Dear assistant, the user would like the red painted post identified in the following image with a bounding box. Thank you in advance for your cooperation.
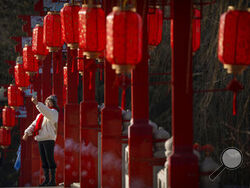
[64,48,80,187]
[80,58,99,188]
[19,96,34,187]
[31,71,42,186]
[39,54,52,183]
[52,50,65,184]
[41,54,52,101]
[101,1,123,188]
[128,0,153,187]
[168,1,199,188]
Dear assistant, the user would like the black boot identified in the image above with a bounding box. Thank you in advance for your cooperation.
[39,168,49,186]
[47,168,56,186]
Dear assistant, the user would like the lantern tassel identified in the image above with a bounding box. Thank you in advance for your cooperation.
[71,57,74,73]
[226,78,243,116]
[121,88,126,110]
[89,71,93,90]
[233,92,237,116]
[56,60,59,74]
[30,84,33,94]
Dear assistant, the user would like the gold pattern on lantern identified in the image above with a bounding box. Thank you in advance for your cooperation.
[68,43,79,50]
[223,64,247,75]
[35,55,46,61]
[83,52,101,59]
[112,64,135,74]
[47,46,60,52]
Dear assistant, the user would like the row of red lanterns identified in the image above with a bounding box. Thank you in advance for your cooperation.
[14,4,249,95]
[0,82,24,148]
[23,3,164,75]
[25,3,249,77]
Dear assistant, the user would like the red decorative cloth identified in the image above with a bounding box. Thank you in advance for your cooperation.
[33,113,44,136]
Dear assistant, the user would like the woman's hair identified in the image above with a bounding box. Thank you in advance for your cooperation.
[46,95,60,112]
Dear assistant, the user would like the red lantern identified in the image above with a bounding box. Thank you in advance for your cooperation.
[106,7,142,74]
[147,7,163,49]
[77,48,84,74]
[43,11,63,52]
[218,6,250,74]
[63,66,68,86]
[2,106,15,128]
[170,8,201,53]
[23,44,39,76]
[192,8,201,52]
[32,24,49,60]
[14,58,30,88]
[8,85,24,107]
[0,127,11,148]
[61,2,81,49]
[78,4,105,59]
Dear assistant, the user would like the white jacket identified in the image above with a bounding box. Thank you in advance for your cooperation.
[25,102,59,141]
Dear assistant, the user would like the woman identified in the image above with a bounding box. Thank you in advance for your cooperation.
[22,95,59,186]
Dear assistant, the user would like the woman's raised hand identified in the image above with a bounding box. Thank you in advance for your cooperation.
[31,96,38,105]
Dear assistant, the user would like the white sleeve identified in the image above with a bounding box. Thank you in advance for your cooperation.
[24,115,39,136]
[36,102,58,124]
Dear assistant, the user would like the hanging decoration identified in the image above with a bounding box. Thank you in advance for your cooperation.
[7,84,24,107]
[78,4,105,59]
[43,11,63,52]
[77,48,84,75]
[218,6,250,74]
[106,6,142,74]
[2,106,16,129]
[61,2,81,49]
[32,24,49,60]
[63,66,68,86]
[147,6,163,50]
[0,127,11,148]
[14,57,30,89]
[23,44,39,76]
[171,8,201,53]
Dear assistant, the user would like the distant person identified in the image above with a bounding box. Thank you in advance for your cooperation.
[22,95,59,186]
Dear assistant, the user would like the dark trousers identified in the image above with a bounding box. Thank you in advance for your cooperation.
[38,140,57,169]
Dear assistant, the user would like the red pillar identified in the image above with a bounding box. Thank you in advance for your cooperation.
[128,0,153,187]
[19,97,34,187]
[80,58,99,188]
[41,54,52,101]
[31,71,42,186]
[40,54,52,184]
[64,48,80,187]
[52,50,65,184]
[168,1,199,188]
[101,1,123,188]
